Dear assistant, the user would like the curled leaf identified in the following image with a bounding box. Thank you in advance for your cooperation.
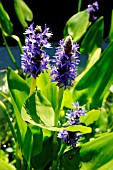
[14,0,33,28]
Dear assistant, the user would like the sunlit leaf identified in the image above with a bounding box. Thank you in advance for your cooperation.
[21,111,91,134]
[73,41,113,108]
[80,132,113,170]
[25,91,55,126]
[80,109,101,126]
[14,0,33,28]
[63,9,90,42]
[7,67,29,142]
[0,159,16,170]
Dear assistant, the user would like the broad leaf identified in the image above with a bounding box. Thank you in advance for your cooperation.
[80,132,113,170]
[7,67,30,112]
[73,41,113,108]
[21,111,92,134]
[80,109,101,126]
[80,16,104,55]
[0,159,16,170]
[0,2,13,34]
[7,67,29,143]
[61,147,80,170]
[63,9,89,42]
[31,137,53,170]
[14,0,33,28]
[29,124,43,156]
[25,91,55,126]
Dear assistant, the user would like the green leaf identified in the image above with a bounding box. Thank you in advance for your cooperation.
[0,159,16,170]
[21,111,92,134]
[95,108,108,132]
[7,67,29,143]
[80,109,101,126]
[25,91,55,126]
[0,149,9,163]
[62,89,74,109]
[63,9,90,42]
[61,147,80,170]
[31,137,53,170]
[80,132,113,170]
[80,16,104,55]
[97,159,113,170]
[22,126,33,170]
[73,41,113,109]
[29,124,43,156]
[14,0,33,28]
[108,10,113,41]
[36,71,50,90]
[7,67,30,112]
[0,1,13,34]
[43,82,58,111]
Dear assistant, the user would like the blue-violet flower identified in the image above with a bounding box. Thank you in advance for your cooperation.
[50,35,80,89]
[21,23,52,78]
[57,102,86,147]
[87,1,99,21]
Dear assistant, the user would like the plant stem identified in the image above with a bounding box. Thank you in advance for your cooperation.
[54,87,64,126]
[52,87,64,170]
[78,0,82,12]
[11,34,24,54]
[2,30,19,70]
[57,143,66,160]
[29,77,36,96]
[0,100,17,141]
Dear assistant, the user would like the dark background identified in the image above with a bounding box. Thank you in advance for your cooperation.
[0,0,113,45]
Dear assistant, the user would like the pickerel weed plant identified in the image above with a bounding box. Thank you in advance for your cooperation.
[1,1,113,170]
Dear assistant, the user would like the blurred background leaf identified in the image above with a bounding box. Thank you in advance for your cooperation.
[14,0,33,28]
[0,1,13,35]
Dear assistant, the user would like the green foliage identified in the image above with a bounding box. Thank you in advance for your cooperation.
[63,9,90,42]
[73,41,113,109]
[14,0,33,28]
[80,16,104,55]
[1,2,113,170]
[0,1,13,34]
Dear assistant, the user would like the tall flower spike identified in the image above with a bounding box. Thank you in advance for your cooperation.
[87,1,99,21]
[21,23,52,78]
[50,35,80,89]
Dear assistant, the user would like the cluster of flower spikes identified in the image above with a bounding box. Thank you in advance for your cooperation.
[57,101,87,147]
[50,35,80,89]
[21,23,52,78]
[87,1,99,22]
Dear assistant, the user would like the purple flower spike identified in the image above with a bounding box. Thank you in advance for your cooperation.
[57,102,87,147]
[66,101,87,126]
[50,35,80,89]
[87,1,99,21]
[21,23,52,78]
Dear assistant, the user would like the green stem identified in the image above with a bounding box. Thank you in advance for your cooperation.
[0,91,12,104]
[57,143,66,160]
[2,30,19,70]
[54,87,64,126]
[29,77,36,96]
[78,0,82,12]
[11,35,24,54]
[52,87,64,170]
[0,100,17,141]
